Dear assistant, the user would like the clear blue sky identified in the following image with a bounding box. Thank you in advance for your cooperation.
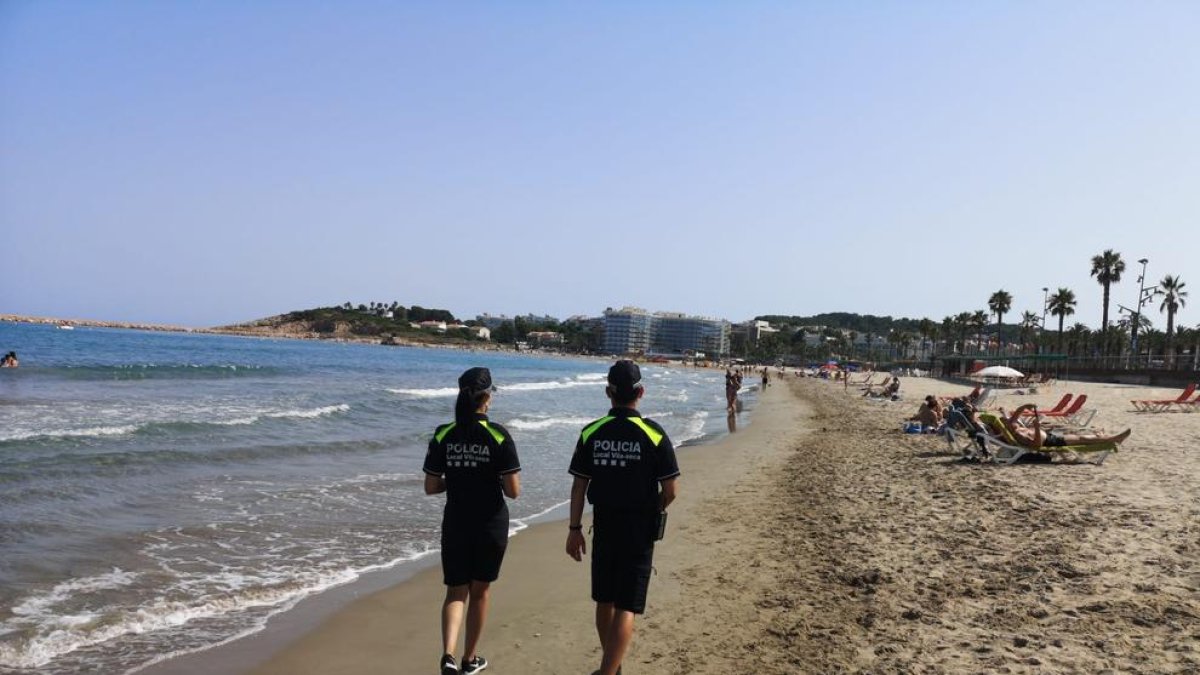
[3,1,1197,329]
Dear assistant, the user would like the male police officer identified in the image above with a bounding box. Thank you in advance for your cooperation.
[566,360,679,675]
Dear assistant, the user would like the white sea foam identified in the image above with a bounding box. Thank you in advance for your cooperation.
[9,569,140,620]
[509,499,571,534]
[214,404,350,426]
[386,387,459,398]
[1,405,349,441]
[0,425,140,442]
[0,548,439,671]
[388,376,605,398]
[675,410,710,445]
[501,379,605,392]
[506,416,593,431]
[265,404,350,420]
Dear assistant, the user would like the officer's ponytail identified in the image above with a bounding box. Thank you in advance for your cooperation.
[455,389,491,423]
[454,366,494,423]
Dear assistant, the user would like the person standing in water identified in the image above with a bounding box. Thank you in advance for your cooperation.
[424,367,521,675]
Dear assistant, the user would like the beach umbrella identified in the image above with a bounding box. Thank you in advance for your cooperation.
[975,365,1024,378]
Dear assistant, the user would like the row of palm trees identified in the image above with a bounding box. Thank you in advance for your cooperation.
[946,249,1189,364]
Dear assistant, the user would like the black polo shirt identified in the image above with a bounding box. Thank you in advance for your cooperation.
[568,408,680,512]
[424,413,520,521]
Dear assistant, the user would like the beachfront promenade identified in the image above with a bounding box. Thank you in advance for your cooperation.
[155,376,1198,674]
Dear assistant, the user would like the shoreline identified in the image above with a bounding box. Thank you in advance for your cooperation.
[142,381,793,675]
[154,375,1200,674]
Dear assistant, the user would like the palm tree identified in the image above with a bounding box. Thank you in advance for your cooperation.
[1090,250,1125,354]
[1047,288,1077,353]
[897,331,914,359]
[1192,323,1200,370]
[940,316,955,354]
[1019,311,1040,354]
[1140,328,1165,359]
[1157,275,1188,365]
[955,312,972,354]
[918,318,936,359]
[1067,323,1091,357]
[971,310,989,353]
[888,330,913,359]
[988,290,1013,355]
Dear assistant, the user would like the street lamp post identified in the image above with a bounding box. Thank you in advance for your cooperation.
[1040,287,1049,355]
[1131,258,1149,361]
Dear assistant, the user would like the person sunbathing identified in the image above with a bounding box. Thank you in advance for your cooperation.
[939,385,983,406]
[909,395,943,428]
[864,377,900,399]
[991,404,1130,449]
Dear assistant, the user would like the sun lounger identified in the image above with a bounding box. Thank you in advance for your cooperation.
[1019,393,1094,426]
[973,412,1118,465]
[1131,383,1197,413]
[855,372,875,385]
[1173,390,1200,413]
[942,409,989,458]
[1040,393,1073,415]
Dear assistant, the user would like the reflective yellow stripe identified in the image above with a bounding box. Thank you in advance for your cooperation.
[580,416,614,444]
[628,417,664,447]
[479,420,506,444]
[434,422,457,443]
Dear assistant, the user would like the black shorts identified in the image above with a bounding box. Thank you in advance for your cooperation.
[441,511,509,587]
[1043,432,1067,447]
[591,508,656,614]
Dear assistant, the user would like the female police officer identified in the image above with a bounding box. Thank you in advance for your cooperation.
[424,367,521,675]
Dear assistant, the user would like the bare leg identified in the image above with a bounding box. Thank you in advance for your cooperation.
[599,608,635,675]
[595,602,615,652]
[442,585,469,658]
[1063,428,1132,445]
[462,581,490,662]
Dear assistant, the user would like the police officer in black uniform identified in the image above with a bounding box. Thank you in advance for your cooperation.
[566,360,680,675]
[424,367,521,675]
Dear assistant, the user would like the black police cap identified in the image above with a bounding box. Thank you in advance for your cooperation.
[458,367,496,394]
[607,360,642,392]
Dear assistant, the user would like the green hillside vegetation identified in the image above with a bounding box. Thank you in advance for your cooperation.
[219,304,481,344]
[756,312,924,335]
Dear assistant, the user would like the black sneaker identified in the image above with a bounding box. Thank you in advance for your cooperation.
[440,654,458,675]
[461,655,487,674]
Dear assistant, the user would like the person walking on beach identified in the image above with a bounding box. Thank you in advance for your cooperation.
[566,360,680,675]
[424,367,521,675]
[761,367,769,390]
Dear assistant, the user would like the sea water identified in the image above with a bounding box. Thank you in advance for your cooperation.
[0,322,754,674]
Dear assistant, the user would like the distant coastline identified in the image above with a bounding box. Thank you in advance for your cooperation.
[1,314,207,334]
[0,314,507,352]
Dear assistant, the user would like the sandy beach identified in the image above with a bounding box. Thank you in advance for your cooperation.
[172,374,1197,674]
